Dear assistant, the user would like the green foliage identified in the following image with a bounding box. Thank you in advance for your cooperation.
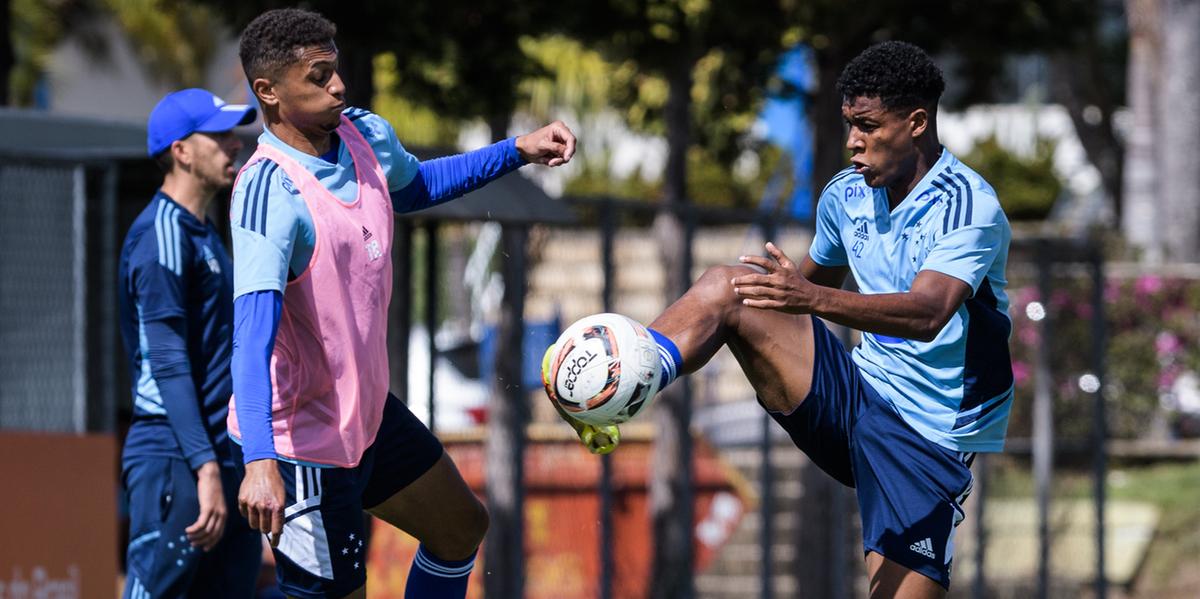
[371,53,460,149]
[9,0,225,105]
[10,0,92,105]
[964,136,1062,221]
[563,144,789,209]
[104,0,221,87]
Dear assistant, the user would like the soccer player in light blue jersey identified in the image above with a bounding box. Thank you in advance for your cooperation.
[548,41,1012,597]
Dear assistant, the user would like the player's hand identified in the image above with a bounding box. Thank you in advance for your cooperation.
[733,242,820,314]
[515,121,576,167]
[186,461,227,551]
[239,459,286,547]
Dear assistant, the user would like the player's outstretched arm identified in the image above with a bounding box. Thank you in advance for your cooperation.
[390,120,577,213]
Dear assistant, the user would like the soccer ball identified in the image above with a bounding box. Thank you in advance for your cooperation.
[545,313,661,426]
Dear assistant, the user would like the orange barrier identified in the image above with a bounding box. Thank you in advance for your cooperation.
[368,429,751,599]
[0,432,118,599]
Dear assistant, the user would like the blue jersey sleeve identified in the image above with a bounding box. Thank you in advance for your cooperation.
[809,178,849,267]
[920,195,1008,293]
[346,108,420,192]
[129,233,216,469]
[391,138,525,213]
[231,289,282,463]
[230,161,303,298]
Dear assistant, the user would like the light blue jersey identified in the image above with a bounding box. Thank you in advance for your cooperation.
[230,107,419,298]
[809,149,1014,452]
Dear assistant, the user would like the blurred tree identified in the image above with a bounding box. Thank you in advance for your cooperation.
[1,0,11,104]
[1046,0,1126,223]
[1122,0,1200,263]
[964,136,1062,221]
[789,1,1103,209]
[6,0,222,106]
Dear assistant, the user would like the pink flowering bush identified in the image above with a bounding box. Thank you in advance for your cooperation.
[1006,274,1200,440]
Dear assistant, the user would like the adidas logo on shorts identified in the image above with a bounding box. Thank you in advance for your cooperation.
[909,538,936,559]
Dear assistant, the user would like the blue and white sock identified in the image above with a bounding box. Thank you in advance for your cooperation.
[405,544,476,599]
[648,328,683,392]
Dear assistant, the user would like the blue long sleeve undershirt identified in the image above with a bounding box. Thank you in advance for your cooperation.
[143,316,217,470]
[232,141,525,464]
[231,290,282,463]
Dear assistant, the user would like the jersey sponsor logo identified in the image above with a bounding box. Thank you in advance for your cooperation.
[910,537,936,559]
[844,184,867,200]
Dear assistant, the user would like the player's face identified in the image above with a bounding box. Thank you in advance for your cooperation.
[272,42,347,134]
[842,96,923,189]
[182,130,243,189]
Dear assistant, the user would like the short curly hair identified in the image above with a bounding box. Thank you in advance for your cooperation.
[837,41,944,113]
[239,8,337,83]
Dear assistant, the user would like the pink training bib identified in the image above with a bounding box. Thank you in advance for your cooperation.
[229,115,394,467]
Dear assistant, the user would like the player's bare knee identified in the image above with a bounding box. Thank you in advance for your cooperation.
[692,265,755,311]
[432,496,488,559]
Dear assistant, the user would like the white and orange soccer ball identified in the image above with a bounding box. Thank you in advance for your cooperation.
[542,313,661,426]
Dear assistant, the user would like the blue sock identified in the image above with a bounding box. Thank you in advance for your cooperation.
[648,328,683,391]
[405,544,476,599]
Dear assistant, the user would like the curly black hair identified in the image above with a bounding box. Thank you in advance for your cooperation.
[239,8,337,83]
[836,41,944,113]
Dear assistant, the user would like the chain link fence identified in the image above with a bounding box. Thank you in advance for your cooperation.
[0,153,119,434]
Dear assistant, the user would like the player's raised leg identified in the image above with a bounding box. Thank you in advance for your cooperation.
[647,263,821,414]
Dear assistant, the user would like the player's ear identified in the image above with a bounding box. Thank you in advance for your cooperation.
[909,107,929,138]
[169,139,191,171]
[252,77,279,108]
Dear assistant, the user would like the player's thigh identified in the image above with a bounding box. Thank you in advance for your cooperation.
[121,457,204,598]
[866,552,946,599]
[723,302,818,414]
[360,394,484,560]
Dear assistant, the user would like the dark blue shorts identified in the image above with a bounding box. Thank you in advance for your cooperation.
[764,317,975,589]
[232,393,444,599]
[122,457,261,599]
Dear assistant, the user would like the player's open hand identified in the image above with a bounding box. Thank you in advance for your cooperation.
[732,242,819,314]
[515,121,576,167]
[186,461,227,551]
[239,459,286,547]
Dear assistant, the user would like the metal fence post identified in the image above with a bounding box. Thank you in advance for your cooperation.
[1090,244,1108,599]
[425,221,438,433]
[600,200,616,599]
[1033,240,1054,599]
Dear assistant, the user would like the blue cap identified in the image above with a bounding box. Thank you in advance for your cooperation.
[147,88,257,157]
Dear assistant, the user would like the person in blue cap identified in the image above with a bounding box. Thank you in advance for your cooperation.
[117,88,262,598]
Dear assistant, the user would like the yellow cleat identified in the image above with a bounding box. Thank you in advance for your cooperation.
[579,423,620,455]
[542,343,621,455]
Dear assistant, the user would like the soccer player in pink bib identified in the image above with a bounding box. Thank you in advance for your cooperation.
[227,9,575,598]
